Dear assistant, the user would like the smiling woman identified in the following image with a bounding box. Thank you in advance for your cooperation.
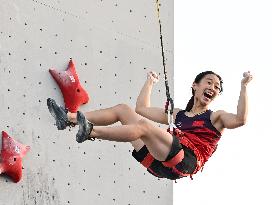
[185,71,223,114]
[47,69,253,180]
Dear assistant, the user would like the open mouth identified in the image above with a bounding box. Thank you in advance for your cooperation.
[203,90,214,100]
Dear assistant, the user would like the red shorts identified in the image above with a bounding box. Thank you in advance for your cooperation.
[132,135,197,180]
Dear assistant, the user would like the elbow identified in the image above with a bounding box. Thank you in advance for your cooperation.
[135,105,149,117]
[135,106,143,115]
[239,121,246,127]
[135,101,142,113]
[237,118,247,127]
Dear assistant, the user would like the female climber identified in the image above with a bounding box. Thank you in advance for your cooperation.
[47,70,253,180]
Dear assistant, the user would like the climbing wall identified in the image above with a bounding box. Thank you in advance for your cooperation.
[0,0,174,204]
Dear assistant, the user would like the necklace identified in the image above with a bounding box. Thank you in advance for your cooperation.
[190,109,207,116]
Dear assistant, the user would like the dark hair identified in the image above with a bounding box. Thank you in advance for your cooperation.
[185,71,223,111]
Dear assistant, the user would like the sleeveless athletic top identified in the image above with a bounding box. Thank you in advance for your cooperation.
[175,110,222,163]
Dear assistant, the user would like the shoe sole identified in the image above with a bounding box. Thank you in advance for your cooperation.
[76,111,92,143]
[47,98,68,130]
[47,98,57,119]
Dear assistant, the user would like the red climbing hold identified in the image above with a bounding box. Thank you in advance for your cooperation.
[49,59,89,113]
[0,131,30,183]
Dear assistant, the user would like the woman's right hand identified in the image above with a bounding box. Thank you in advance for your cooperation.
[147,71,159,83]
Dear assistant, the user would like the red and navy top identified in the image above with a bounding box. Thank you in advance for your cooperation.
[174,110,222,171]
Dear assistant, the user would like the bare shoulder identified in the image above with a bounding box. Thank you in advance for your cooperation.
[211,110,226,119]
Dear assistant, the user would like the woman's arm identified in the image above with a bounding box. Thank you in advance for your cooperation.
[135,71,169,124]
[217,71,253,129]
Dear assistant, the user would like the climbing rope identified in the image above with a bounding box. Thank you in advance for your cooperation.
[155,0,176,132]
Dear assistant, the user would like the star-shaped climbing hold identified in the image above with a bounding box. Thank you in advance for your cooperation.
[0,131,30,183]
[49,59,89,113]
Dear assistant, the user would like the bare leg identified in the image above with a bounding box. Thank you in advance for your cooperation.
[68,104,140,126]
[90,119,173,161]
[69,104,173,161]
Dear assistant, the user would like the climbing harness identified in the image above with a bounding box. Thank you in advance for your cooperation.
[155,0,176,133]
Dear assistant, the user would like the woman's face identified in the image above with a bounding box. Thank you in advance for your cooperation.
[192,74,221,106]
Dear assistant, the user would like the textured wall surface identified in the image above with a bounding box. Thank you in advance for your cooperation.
[0,0,174,204]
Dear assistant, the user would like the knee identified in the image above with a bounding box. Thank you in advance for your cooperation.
[116,103,132,112]
[136,119,150,132]
[114,104,134,121]
[136,119,155,140]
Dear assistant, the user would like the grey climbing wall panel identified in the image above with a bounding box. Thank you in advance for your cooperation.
[0,0,174,204]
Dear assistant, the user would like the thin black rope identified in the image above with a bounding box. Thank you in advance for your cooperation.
[155,0,174,115]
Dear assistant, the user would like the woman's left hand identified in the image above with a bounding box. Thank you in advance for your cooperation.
[241,71,253,86]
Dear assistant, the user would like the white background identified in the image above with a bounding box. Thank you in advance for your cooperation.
[174,0,272,204]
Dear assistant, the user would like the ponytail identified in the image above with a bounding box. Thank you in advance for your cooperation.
[185,95,194,111]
